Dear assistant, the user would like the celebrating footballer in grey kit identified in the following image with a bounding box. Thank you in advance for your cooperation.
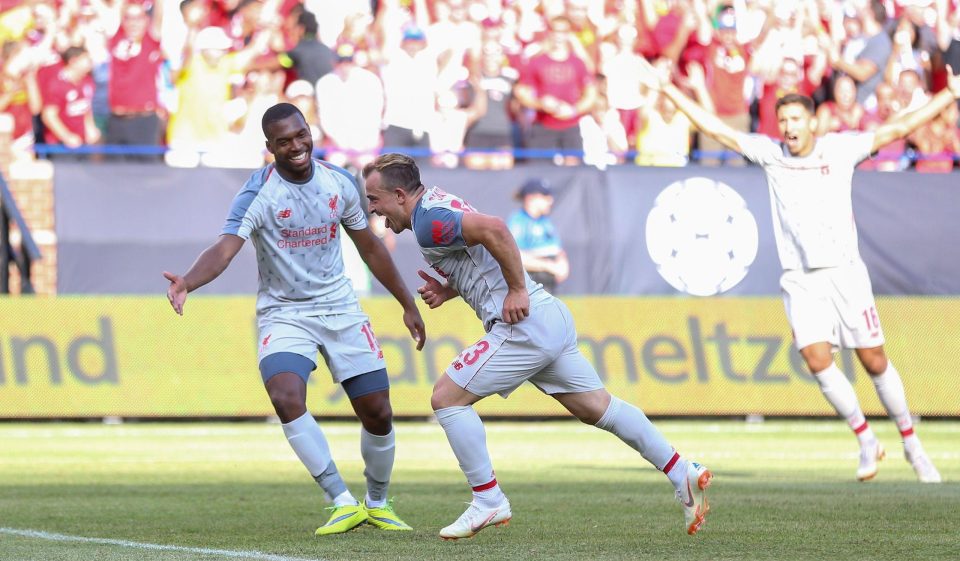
[164,103,426,536]
[363,153,714,539]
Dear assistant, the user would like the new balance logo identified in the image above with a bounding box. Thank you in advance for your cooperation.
[432,220,455,245]
[277,209,292,219]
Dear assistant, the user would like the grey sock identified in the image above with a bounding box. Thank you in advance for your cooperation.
[313,459,348,501]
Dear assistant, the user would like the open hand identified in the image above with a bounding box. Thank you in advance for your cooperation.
[163,271,187,315]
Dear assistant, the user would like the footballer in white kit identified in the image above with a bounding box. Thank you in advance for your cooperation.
[641,55,960,483]
[165,103,425,536]
[363,153,714,539]
[736,131,884,352]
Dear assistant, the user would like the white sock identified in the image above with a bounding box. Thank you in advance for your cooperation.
[434,405,506,508]
[814,364,875,446]
[361,427,395,508]
[594,396,676,472]
[282,412,354,504]
[871,362,919,449]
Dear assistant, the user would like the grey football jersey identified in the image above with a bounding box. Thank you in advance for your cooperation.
[222,160,367,315]
[412,187,551,331]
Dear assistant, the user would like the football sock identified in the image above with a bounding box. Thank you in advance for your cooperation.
[282,412,353,504]
[435,405,506,508]
[813,364,875,446]
[870,362,919,449]
[595,396,677,473]
[361,427,395,508]
[661,452,690,490]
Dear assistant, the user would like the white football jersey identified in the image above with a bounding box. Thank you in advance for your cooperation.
[412,187,552,331]
[737,132,875,271]
[222,160,367,316]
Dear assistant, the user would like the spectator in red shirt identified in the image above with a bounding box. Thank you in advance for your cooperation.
[105,1,165,155]
[756,56,816,139]
[859,80,909,171]
[514,15,597,165]
[816,75,867,135]
[699,4,750,166]
[41,46,99,153]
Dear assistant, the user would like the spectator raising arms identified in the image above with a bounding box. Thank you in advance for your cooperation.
[514,15,597,165]
[104,1,165,156]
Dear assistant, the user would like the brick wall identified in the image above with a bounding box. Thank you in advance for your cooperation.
[0,114,58,295]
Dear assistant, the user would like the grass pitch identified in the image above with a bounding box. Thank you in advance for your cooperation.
[0,420,956,561]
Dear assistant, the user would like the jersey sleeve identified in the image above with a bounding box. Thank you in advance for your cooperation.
[339,173,368,230]
[318,161,368,230]
[414,206,467,248]
[735,133,780,165]
[222,169,267,239]
[834,131,876,164]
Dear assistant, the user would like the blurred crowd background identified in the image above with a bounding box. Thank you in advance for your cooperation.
[1,0,958,172]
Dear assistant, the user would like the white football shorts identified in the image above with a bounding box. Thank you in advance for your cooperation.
[257,307,386,383]
[444,298,604,398]
[780,259,885,352]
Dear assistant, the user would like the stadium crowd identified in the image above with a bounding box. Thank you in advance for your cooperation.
[1,0,959,171]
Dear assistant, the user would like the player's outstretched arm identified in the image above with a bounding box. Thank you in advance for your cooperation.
[163,234,245,316]
[348,226,426,350]
[873,65,960,152]
[461,212,529,324]
[637,57,744,154]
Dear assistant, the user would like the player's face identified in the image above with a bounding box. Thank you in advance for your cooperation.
[265,113,313,179]
[777,103,816,156]
[365,171,409,233]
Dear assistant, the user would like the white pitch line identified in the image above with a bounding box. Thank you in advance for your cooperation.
[0,527,328,561]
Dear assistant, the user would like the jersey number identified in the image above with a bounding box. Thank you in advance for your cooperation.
[361,322,383,359]
[862,306,880,331]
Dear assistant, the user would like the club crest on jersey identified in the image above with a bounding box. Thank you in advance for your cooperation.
[432,220,456,245]
[820,165,830,175]
[328,194,339,219]
[276,208,292,220]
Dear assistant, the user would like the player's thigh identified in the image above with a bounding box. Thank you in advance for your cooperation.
[531,300,604,395]
[317,311,387,384]
[445,322,551,398]
[781,270,838,351]
[829,263,885,349]
[257,315,320,384]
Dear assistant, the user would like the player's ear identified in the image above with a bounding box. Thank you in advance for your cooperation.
[264,139,275,156]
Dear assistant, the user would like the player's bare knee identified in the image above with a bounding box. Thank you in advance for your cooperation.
[268,388,306,422]
[858,351,888,376]
[359,404,393,434]
[430,386,450,411]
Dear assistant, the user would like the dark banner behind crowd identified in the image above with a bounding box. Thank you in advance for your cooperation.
[53,162,960,296]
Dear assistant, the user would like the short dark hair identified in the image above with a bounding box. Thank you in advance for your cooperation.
[261,102,304,137]
[62,46,87,64]
[299,10,318,35]
[775,93,815,116]
[362,153,422,193]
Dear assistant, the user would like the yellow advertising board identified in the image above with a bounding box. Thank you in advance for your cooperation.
[0,296,957,417]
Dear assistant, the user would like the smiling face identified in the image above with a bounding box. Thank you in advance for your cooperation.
[833,75,857,109]
[364,171,411,233]
[777,102,817,156]
[264,113,313,181]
